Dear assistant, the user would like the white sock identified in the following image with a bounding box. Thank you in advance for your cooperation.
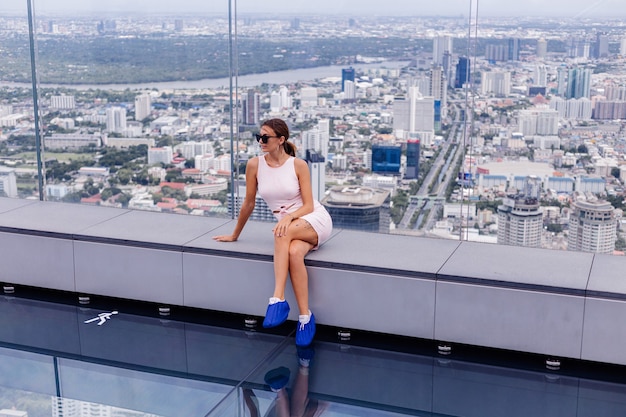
[269,297,285,305]
[298,310,312,324]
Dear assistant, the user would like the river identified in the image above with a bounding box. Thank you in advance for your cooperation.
[1,61,410,91]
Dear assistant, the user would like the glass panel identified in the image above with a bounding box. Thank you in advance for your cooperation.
[0,1,37,199]
[3,0,623,253]
[22,0,233,216]
[2,292,626,416]
[57,357,233,417]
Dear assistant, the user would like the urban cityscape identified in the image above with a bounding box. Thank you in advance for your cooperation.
[1,9,626,255]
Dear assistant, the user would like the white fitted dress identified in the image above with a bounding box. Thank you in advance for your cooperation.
[257,155,332,248]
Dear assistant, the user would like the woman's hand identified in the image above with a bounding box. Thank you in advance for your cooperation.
[273,215,294,237]
[213,234,238,242]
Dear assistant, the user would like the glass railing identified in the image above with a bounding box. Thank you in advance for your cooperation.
[1,0,625,254]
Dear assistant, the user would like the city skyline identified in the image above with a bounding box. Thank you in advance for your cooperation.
[1,0,626,18]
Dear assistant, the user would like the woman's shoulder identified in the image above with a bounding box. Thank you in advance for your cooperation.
[292,156,307,168]
[246,155,261,172]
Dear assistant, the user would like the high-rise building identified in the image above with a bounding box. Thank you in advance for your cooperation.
[429,65,446,103]
[271,87,292,112]
[306,150,326,202]
[106,106,127,133]
[518,108,559,136]
[404,139,420,180]
[343,80,356,100]
[534,65,548,87]
[454,57,470,89]
[497,177,543,248]
[621,37,626,56]
[0,167,18,198]
[301,119,330,159]
[566,67,592,99]
[433,35,453,65]
[550,97,593,120]
[485,44,508,63]
[536,38,548,59]
[480,71,511,96]
[508,38,520,61]
[371,144,401,174]
[556,66,568,96]
[147,146,173,165]
[321,186,391,233]
[341,67,355,92]
[134,94,151,121]
[300,87,318,108]
[393,87,435,146]
[242,89,260,125]
[568,199,617,254]
[593,101,626,120]
[567,37,589,58]
[595,32,609,59]
[50,95,75,110]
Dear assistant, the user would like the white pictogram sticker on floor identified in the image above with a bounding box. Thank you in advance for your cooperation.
[84,311,119,326]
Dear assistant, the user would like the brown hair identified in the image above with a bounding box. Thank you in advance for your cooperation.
[262,118,296,157]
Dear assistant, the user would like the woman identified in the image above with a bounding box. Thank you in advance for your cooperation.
[213,118,333,347]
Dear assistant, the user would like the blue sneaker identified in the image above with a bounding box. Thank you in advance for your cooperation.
[264,366,290,392]
[295,312,316,347]
[263,298,290,328]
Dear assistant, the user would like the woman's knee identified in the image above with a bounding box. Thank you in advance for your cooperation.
[288,241,309,260]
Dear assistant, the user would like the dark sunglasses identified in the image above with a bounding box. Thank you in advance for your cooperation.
[255,134,279,144]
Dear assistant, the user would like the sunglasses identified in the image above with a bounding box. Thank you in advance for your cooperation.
[255,134,279,144]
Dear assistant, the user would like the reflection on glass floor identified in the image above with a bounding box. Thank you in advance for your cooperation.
[1,293,626,417]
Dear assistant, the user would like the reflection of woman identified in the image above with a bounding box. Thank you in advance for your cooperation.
[213,118,332,347]
[243,347,322,417]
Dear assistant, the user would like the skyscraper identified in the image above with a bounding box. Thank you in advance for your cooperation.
[393,87,435,146]
[371,144,401,174]
[106,106,127,133]
[341,67,355,92]
[497,177,543,248]
[433,35,453,65]
[242,89,260,125]
[508,38,520,61]
[536,38,548,59]
[301,119,330,159]
[404,139,420,180]
[306,150,326,202]
[429,65,446,102]
[134,94,151,121]
[300,87,318,107]
[454,57,470,89]
[343,80,356,100]
[595,32,609,59]
[534,65,548,87]
[568,199,617,253]
[566,67,592,99]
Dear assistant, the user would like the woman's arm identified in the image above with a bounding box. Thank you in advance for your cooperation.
[213,157,258,242]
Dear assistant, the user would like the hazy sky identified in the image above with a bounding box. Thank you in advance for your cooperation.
[2,0,626,18]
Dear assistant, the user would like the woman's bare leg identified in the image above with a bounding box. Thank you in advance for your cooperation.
[272,219,317,305]
[289,239,314,315]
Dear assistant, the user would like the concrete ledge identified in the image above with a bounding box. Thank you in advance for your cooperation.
[0,198,625,365]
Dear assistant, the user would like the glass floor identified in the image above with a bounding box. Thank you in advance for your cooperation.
[1,289,626,417]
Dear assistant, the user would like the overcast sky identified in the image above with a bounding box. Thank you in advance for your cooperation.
[1,0,625,18]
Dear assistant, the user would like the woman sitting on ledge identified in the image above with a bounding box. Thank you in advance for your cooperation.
[213,118,333,346]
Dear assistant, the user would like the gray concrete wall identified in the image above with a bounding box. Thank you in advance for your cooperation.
[0,198,625,365]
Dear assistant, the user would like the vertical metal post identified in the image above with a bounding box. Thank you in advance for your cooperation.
[227,0,236,219]
[27,0,45,201]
